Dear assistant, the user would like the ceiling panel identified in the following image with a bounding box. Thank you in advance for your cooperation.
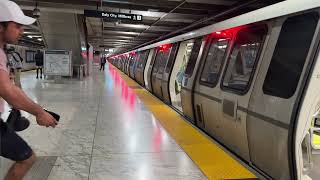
[15,0,284,51]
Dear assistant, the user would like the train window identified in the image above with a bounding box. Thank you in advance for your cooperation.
[149,49,157,67]
[184,38,203,77]
[200,38,230,87]
[153,46,172,74]
[263,12,319,99]
[222,25,267,93]
[136,50,150,69]
[165,43,178,73]
[129,55,136,67]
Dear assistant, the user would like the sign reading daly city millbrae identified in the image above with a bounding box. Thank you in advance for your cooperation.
[84,10,143,21]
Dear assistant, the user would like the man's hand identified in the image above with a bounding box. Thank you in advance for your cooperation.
[36,111,58,128]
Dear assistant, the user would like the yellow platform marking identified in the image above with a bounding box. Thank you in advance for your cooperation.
[112,67,256,180]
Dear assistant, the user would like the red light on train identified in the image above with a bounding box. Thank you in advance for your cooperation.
[159,44,172,52]
[210,30,233,39]
[130,51,136,56]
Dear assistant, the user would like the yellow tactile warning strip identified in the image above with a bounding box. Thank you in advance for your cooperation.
[112,66,257,180]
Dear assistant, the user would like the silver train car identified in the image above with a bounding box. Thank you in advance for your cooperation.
[109,1,320,179]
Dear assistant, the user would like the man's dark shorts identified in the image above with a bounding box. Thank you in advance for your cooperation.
[0,119,33,161]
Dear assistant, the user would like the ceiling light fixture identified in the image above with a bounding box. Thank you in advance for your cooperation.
[33,1,40,18]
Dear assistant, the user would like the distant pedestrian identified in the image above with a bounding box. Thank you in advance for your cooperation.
[34,50,43,79]
[100,55,106,71]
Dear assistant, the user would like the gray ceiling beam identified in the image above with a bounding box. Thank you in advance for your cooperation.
[16,0,207,20]
[103,30,159,37]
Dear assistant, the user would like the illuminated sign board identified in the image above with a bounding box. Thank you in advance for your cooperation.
[84,10,143,21]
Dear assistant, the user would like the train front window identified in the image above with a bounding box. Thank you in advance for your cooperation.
[222,26,267,93]
[200,38,229,87]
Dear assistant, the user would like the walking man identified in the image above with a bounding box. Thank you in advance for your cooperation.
[0,1,58,180]
[100,55,106,71]
[34,50,43,79]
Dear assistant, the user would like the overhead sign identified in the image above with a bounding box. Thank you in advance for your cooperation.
[44,50,72,76]
[84,10,143,21]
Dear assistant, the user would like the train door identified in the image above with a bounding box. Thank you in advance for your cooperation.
[145,48,155,91]
[125,55,130,75]
[135,50,150,86]
[161,43,179,104]
[129,53,137,79]
[219,25,268,161]
[122,56,126,72]
[120,56,124,71]
[151,44,174,100]
[246,12,320,180]
[180,38,204,123]
[170,39,195,111]
[297,49,320,180]
[193,33,232,137]
[114,57,122,70]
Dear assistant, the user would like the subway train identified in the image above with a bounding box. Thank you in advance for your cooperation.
[108,1,320,180]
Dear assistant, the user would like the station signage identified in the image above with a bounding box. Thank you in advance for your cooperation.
[84,10,143,21]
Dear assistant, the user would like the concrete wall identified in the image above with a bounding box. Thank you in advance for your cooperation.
[39,12,85,66]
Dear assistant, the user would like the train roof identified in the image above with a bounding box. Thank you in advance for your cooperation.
[117,0,320,55]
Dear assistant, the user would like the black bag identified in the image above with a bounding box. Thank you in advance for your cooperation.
[6,109,21,127]
[6,109,30,131]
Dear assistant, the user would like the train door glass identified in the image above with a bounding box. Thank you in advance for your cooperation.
[151,46,172,95]
[180,38,203,122]
[220,25,267,160]
[170,40,194,111]
[146,49,157,92]
[129,55,135,76]
[222,26,267,92]
[135,50,150,85]
[200,39,229,86]
[156,50,171,74]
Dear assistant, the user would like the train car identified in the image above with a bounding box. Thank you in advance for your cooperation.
[109,1,320,179]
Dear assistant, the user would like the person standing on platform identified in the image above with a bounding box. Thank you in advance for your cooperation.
[100,55,106,71]
[0,1,58,180]
[34,50,43,79]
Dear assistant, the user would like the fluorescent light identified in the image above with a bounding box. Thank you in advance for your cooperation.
[27,35,33,38]
[37,38,42,41]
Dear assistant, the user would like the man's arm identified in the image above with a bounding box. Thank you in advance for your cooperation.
[0,70,57,127]
[0,70,43,115]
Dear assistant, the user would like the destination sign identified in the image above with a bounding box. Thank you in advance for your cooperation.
[84,10,143,21]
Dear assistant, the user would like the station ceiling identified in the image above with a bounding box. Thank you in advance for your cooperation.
[15,0,283,53]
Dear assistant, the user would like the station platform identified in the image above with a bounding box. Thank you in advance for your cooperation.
[0,64,258,180]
